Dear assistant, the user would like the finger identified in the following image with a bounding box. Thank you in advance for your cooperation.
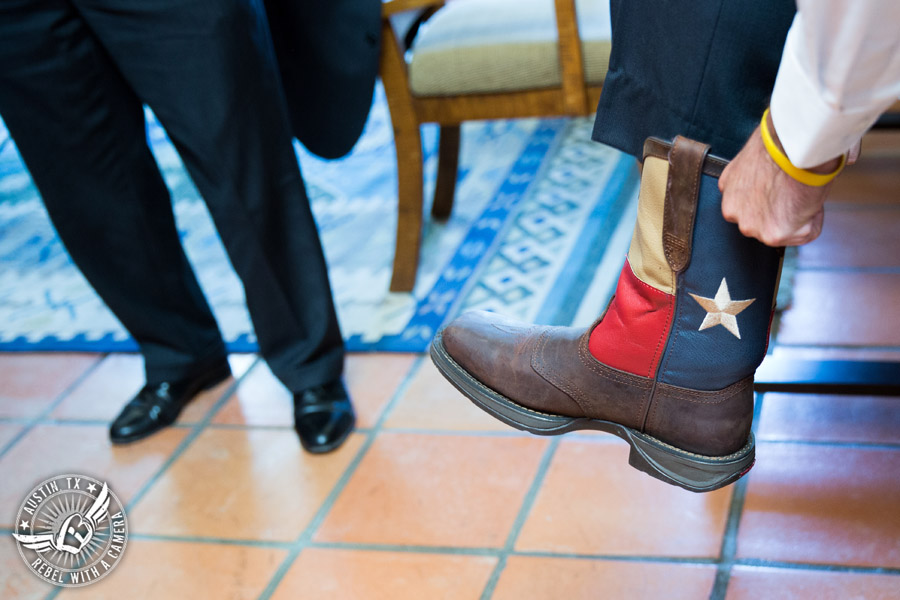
[719,187,740,224]
[718,166,730,193]
[784,221,814,247]
[722,205,741,225]
[758,226,789,247]
[738,220,764,244]
[721,200,739,224]
[807,208,825,242]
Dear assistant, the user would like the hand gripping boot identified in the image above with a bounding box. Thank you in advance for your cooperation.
[431,136,783,492]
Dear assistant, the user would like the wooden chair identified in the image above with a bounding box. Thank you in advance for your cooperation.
[380,0,611,291]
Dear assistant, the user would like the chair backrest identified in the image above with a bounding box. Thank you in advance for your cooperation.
[383,0,604,117]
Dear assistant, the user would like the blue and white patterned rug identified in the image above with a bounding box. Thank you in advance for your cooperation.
[0,85,639,353]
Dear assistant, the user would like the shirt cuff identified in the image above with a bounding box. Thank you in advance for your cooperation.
[769,26,882,168]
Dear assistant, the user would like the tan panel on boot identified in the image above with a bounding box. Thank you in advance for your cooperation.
[628,156,676,295]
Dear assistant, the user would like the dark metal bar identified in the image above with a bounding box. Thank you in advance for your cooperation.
[754,358,900,395]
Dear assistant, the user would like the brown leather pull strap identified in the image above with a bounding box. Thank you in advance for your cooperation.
[663,135,710,273]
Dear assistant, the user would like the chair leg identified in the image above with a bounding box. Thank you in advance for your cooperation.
[389,125,424,293]
[379,18,425,292]
[432,124,460,221]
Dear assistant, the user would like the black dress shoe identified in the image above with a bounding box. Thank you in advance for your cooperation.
[109,361,232,444]
[293,379,355,454]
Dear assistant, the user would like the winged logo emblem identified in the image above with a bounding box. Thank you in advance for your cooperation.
[14,482,111,555]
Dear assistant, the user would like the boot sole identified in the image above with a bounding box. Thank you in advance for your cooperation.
[430,332,754,493]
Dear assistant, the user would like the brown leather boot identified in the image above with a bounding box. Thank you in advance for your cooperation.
[431,136,783,492]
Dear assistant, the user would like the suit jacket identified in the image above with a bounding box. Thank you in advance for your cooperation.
[264,0,381,159]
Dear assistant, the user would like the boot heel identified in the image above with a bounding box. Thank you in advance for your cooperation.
[625,430,755,493]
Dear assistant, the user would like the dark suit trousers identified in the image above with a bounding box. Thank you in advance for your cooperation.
[0,0,345,390]
[593,0,797,160]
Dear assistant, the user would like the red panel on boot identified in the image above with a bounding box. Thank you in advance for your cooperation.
[588,261,675,378]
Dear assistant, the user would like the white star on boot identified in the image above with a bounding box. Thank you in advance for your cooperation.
[689,278,755,339]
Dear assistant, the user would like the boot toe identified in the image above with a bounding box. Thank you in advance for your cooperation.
[441,311,536,384]
[439,310,566,410]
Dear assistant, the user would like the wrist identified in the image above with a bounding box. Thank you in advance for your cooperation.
[764,110,842,174]
[760,108,846,186]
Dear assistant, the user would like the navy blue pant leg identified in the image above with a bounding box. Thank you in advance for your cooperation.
[593,0,796,160]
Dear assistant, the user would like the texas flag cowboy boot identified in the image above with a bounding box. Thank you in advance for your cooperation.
[430,136,783,492]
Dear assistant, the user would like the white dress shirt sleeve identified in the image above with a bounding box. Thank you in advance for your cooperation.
[769,0,900,168]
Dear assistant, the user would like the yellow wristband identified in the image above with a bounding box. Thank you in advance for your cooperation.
[760,108,846,187]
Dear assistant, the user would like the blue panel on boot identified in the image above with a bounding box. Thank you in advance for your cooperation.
[657,174,782,390]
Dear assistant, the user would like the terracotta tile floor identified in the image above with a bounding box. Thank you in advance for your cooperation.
[2,131,899,599]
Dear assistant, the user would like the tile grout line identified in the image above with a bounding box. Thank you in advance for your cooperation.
[508,550,719,565]
[708,468,751,599]
[1,418,114,426]
[709,391,766,600]
[202,423,534,437]
[127,532,295,549]
[8,415,900,450]
[345,426,553,439]
[256,355,428,600]
[758,439,900,451]
[0,353,109,461]
[9,415,900,451]
[10,525,900,576]
[307,542,502,556]
[479,436,561,600]
[733,558,900,576]
[122,356,262,513]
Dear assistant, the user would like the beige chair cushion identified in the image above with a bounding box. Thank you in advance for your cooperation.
[408,0,611,97]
